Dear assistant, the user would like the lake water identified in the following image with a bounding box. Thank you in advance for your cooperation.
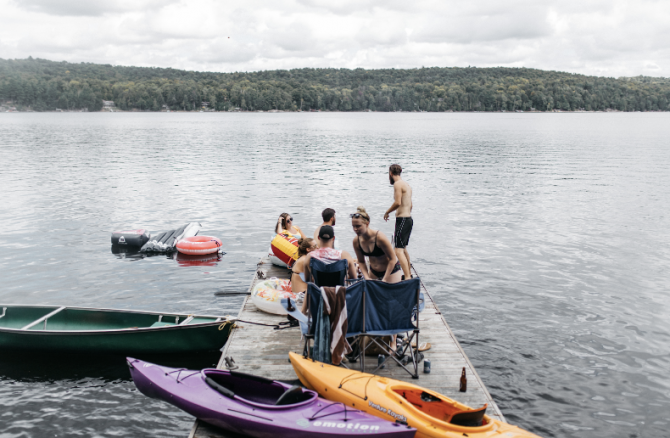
[0,112,668,437]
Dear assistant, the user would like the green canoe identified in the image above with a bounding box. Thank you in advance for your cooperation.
[0,305,233,354]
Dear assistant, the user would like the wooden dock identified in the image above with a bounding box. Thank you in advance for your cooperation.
[189,258,504,438]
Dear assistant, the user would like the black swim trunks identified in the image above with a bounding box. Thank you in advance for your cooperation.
[394,217,413,249]
[370,261,402,280]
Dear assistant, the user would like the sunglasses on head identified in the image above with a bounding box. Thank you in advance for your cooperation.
[349,213,363,218]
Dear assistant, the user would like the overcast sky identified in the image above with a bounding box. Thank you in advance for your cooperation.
[0,0,668,77]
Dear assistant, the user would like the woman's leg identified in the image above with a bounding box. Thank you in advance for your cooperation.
[385,269,403,284]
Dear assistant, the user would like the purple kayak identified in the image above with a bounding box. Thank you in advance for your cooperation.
[127,358,416,438]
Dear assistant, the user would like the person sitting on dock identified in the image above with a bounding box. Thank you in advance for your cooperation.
[301,227,357,313]
[305,226,358,279]
[313,208,338,248]
[351,206,402,283]
[275,213,306,240]
[291,238,317,295]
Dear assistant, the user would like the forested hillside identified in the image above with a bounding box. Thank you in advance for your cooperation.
[1,57,669,112]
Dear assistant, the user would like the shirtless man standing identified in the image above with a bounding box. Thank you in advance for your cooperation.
[383,164,413,280]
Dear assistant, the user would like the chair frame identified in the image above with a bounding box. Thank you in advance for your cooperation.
[308,257,348,288]
[281,278,424,379]
[344,279,422,379]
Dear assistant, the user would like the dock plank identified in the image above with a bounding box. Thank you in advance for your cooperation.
[192,257,504,437]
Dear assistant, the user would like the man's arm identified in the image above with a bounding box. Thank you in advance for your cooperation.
[384,183,403,221]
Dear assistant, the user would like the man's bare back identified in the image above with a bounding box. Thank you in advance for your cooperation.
[394,180,412,217]
[384,167,412,221]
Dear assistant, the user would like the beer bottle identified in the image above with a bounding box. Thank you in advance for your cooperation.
[459,367,467,392]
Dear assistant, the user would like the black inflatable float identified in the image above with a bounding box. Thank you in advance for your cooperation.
[111,229,150,249]
[111,222,201,254]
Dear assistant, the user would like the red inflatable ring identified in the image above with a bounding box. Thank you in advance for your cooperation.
[176,236,222,255]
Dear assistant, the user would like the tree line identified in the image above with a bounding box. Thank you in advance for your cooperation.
[1,57,669,112]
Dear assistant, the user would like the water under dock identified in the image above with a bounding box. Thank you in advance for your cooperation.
[189,257,504,437]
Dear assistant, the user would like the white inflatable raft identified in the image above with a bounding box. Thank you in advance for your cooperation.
[250,278,296,315]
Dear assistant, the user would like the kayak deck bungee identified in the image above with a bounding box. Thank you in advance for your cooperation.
[128,358,416,438]
[289,352,543,438]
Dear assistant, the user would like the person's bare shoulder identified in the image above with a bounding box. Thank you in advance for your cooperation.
[376,231,393,247]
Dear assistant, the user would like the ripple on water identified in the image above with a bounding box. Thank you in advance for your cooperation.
[0,112,669,437]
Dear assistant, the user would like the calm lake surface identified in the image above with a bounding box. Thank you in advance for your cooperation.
[0,112,668,438]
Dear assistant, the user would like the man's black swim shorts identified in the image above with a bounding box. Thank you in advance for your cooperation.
[394,217,413,249]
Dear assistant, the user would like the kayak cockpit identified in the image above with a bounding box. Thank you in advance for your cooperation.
[203,369,316,407]
[393,388,489,427]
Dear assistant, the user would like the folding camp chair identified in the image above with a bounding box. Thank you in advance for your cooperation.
[281,297,309,339]
[345,278,424,378]
[281,282,335,362]
[281,278,425,378]
[280,259,347,362]
[309,258,348,287]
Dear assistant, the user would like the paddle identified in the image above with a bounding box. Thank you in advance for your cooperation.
[214,291,250,296]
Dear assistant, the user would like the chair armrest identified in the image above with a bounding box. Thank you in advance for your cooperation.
[280,298,309,324]
[419,293,425,312]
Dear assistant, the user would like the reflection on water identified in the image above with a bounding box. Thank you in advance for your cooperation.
[0,353,220,382]
[0,353,219,437]
[1,112,669,437]
[173,252,224,267]
[111,245,225,267]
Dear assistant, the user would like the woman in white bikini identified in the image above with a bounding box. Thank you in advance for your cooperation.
[275,213,306,240]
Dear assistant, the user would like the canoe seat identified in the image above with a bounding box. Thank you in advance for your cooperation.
[450,404,487,427]
[150,321,176,328]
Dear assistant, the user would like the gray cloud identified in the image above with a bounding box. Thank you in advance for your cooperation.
[412,11,551,44]
[0,0,668,77]
[269,22,317,52]
[13,0,178,16]
[296,0,411,16]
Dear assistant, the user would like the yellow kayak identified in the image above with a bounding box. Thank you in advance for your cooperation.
[289,352,542,438]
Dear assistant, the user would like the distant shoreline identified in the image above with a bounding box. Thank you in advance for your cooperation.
[2,109,666,114]
[2,58,670,113]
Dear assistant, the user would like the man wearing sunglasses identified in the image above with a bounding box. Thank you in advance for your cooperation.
[383,164,413,280]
